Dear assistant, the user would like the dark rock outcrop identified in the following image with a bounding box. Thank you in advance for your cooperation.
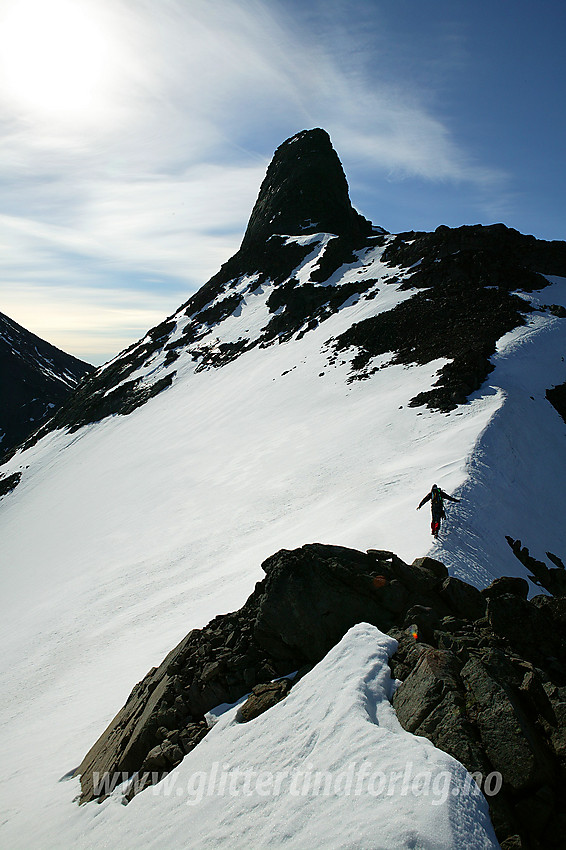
[481,576,530,600]
[12,131,566,449]
[332,224,566,411]
[240,128,372,251]
[506,536,566,597]
[76,542,566,849]
[28,370,176,441]
[0,470,21,499]
[546,380,566,423]
[11,131,380,447]
[177,129,378,356]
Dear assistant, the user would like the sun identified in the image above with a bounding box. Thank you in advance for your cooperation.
[0,0,111,116]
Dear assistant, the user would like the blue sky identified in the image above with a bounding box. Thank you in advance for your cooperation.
[0,0,564,365]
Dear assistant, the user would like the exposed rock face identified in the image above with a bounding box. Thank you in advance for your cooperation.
[240,128,372,250]
[333,223,566,411]
[76,542,566,849]
[0,311,93,460]
[175,128,377,349]
[29,368,176,439]
[546,379,566,423]
[0,471,21,499]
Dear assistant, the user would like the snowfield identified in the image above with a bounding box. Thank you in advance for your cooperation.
[0,239,565,848]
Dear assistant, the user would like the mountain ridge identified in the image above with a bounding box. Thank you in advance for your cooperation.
[0,311,93,459]
[5,130,566,459]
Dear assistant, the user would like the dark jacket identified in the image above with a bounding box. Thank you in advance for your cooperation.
[418,488,459,517]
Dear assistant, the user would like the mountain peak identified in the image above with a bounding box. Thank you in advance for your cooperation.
[240,128,372,250]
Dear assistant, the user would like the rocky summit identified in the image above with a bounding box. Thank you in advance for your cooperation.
[76,542,566,850]
[239,128,373,250]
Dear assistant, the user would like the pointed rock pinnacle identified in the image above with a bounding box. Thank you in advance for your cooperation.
[240,128,372,250]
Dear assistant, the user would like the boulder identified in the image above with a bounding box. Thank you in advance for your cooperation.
[142,741,184,772]
[254,544,400,661]
[460,654,555,791]
[392,647,461,733]
[236,679,292,723]
[481,576,529,600]
[411,556,449,583]
[439,575,486,621]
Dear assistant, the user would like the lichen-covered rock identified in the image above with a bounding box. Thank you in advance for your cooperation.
[392,646,461,733]
[460,653,555,791]
[236,679,292,723]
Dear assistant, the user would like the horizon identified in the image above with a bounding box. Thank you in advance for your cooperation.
[1,0,565,366]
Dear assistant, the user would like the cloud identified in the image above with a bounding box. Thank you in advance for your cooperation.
[0,0,506,183]
[1,283,178,365]
[0,162,264,280]
[0,163,264,363]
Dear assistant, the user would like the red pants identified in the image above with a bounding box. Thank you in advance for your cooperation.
[431,519,440,535]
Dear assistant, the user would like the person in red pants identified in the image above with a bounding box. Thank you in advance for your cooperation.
[417,484,460,537]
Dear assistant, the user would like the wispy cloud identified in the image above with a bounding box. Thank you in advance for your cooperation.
[1,282,177,364]
[0,0,511,363]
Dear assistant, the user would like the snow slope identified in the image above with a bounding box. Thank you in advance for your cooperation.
[432,276,566,586]
[0,237,564,849]
[29,625,497,850]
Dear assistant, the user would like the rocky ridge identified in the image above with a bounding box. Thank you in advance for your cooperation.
[334,223,566,410]
[76,542,566,850]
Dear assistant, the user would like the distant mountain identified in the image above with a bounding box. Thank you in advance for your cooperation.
[0,311,93,457]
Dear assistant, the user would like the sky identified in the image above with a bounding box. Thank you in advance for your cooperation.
[0,0,564,365]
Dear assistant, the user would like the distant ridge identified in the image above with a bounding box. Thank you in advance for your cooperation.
[0,311,93,458]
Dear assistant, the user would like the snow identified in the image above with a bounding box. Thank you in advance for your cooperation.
[433,279,566,584]
[2,626,500,850]
[1,246,565,848]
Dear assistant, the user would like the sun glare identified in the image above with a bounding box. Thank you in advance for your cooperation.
[0,0,111,115]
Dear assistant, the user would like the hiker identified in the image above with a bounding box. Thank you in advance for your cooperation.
[417,484,460,538]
